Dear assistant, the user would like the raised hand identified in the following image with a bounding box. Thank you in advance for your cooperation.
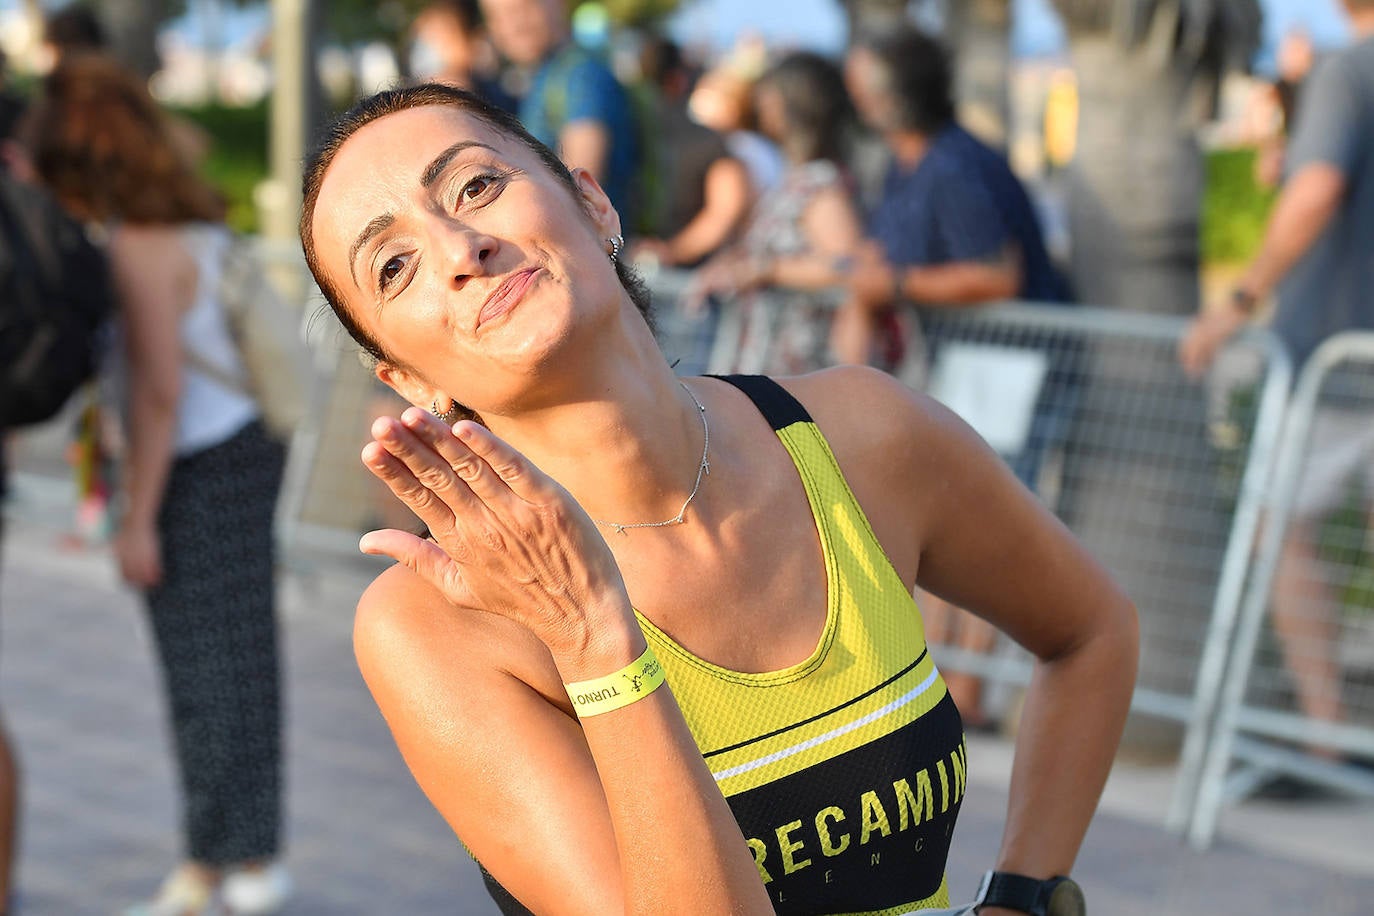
[360,408,634,653]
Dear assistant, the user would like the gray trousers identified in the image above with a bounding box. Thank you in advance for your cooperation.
[144,420,284,865]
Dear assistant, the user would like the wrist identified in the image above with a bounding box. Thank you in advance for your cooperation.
[564,643,666,717]
[550,604,645,684]
[890,265,905,302]
[1229,284,1260,316]
[750,254,775,286]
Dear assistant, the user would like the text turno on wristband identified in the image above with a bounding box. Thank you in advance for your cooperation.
[564,645,666,717]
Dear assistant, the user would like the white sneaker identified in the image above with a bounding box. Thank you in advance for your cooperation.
[220,863,292,916]
[123,865,218,916]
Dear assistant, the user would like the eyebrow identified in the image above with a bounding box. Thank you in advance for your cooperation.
[421,140,498,189]
[348,213,396,288]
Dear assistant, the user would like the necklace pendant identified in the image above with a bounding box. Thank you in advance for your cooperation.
[702,458,710,475]
[611,524,627,535]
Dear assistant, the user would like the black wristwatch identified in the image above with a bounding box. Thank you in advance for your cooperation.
[972,871,1085,916]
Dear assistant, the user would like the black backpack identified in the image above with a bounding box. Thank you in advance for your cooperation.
[0,173,114,428]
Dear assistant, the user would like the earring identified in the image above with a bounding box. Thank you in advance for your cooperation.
[432,399,460,424]
[606,234,624,264]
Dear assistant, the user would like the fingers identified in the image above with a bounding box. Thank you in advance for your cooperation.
[1178,326,1211,380]
[450,420,562,504]
[359,527,475,605]
[398,408,513,504]
[362,434,460,534]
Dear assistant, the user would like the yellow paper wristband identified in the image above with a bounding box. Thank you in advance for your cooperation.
[564,645,666,718]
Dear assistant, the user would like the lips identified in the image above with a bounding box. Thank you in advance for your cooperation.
[477,267,540,329]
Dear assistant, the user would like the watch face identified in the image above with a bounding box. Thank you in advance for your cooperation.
[1046,879,1086,916]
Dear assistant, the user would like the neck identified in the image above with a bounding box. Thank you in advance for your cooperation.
[887,129,931,169]
[480,311,710,530]
[1353,9,1374,37]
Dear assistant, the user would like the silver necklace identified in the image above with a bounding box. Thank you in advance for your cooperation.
[592,382,710,535]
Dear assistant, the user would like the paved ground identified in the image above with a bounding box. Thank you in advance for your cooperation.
[2,508,1372,915]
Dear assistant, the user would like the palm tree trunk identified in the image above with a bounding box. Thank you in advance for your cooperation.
[947,0,1012,150]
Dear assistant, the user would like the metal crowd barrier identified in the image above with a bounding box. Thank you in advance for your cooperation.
[646,274,1294,829]
[1188,331,1374,849]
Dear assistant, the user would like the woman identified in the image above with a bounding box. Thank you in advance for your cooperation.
[302,83,1138,915]
[29,57,289,915]
[690,52,866,374]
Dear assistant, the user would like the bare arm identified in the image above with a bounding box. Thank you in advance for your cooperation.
[896,248,1022,306]
[1234,163,1345,300]
[831,245,1022,364]
[686,184,862,305]
[658,156,752,266]
[356,410,772,916]
[559,119,612,185]
[1179,163,1345,376]
[760,184,865,291]
[110,226,191,587]
[795,367,1138,902]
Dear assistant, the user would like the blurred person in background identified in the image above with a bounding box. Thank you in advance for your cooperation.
[689,64,786,199]
[480,0,638,224]
[834,27,1068,366]
[410,0,517,112]
[28,56,290,915]
[836,27,1072,729]
[1181,0,1374,779]
[40,1,211,169]
[629,36,751,270]
[689,51,864,375]
[36,2,105,73]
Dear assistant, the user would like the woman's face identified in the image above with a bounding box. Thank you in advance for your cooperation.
[311,105,623,415]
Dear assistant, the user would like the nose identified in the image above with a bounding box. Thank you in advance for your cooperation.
[435,220,498,290]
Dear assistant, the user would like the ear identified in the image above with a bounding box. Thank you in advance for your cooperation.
[569,167,622,240]
[375,360,442,414]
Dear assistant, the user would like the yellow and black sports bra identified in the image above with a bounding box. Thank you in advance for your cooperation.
[481,375,967,916]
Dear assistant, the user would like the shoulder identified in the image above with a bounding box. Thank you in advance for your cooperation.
[771,367,976,561]
[108,224,195,299]
[1298,49,1368,113]
[109,223,185,259]
[777,365,954,460]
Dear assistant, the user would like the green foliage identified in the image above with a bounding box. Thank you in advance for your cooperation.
[1319,485,1374,618]
[323,0,428,49]
[1202,147,1276,267]
[171,99,269,233]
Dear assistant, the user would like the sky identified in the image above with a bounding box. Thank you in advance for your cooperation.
[668,0,1353,68]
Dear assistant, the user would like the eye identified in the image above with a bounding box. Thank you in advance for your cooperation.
[461,175,493,201]
[378,255,407,290]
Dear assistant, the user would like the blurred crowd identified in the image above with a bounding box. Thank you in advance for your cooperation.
[2,0,1374,913]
